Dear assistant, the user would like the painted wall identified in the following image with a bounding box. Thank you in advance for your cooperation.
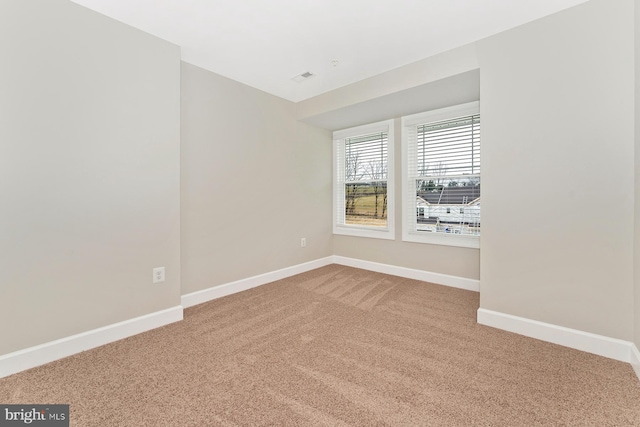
[478,0,635,340]
[635,0,640,350]
[0,0,181,355]
[180,62,332,294]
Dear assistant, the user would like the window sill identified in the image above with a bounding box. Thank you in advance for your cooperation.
[402,232,479,249]
[334,225,395,240]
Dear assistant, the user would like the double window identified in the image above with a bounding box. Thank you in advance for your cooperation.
[332,102,479,248]
[333,120,395,239]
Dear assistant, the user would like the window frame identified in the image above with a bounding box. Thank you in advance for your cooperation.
[333,119,395,240]
[401,102,480,248]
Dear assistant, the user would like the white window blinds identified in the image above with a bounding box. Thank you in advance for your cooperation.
[345,132,388,182]
[416,115,480,181]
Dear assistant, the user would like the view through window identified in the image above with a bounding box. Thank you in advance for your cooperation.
[344,131,388,227]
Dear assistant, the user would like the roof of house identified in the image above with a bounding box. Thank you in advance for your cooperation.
[417,185,480,205]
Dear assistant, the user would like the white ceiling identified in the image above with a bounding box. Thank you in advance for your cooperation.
[70,0,588,103]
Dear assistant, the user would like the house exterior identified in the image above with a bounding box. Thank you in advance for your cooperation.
[416,186,480,234]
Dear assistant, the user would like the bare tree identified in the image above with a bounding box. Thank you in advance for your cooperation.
[345,151,365,215]
[430,161,448,189]
[364,160,387,218]
[465,176,480,187]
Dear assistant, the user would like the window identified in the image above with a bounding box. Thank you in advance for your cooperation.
[402,102,480,248]
[333,120,394,239]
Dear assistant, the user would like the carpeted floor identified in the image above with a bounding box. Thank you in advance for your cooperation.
[1,265,639,426]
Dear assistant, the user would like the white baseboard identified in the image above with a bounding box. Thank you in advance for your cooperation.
[631,344,640,381]
[4,257,637,383]
[181,257,334,308]
[477,308,636,364]
[181,255,478,309]
[2,255,466,379]
[332,256,480,292]
[631,344,640,365]
[0,306,183,379]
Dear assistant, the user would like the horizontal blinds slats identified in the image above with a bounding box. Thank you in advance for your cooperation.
[415,173,479,182]
[419,130,480,145]
[417,114,480,177]
[345,131,388,182]
[420,116,478,132]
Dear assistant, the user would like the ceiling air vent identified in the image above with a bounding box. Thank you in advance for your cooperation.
[291,71,316,83]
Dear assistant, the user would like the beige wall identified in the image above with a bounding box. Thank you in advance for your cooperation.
[635,0,640,349]
[0,0,181,355]
[478,0,635,340]
[180,62,332,294]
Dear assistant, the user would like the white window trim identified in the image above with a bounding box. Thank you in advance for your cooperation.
[333,119,395,240]
[401,102,480,249]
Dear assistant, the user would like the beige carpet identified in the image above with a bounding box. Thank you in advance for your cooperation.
[1,265,639,426]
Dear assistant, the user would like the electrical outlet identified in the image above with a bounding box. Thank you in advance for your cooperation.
[301,238,306,247]
[153,267,165,284]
